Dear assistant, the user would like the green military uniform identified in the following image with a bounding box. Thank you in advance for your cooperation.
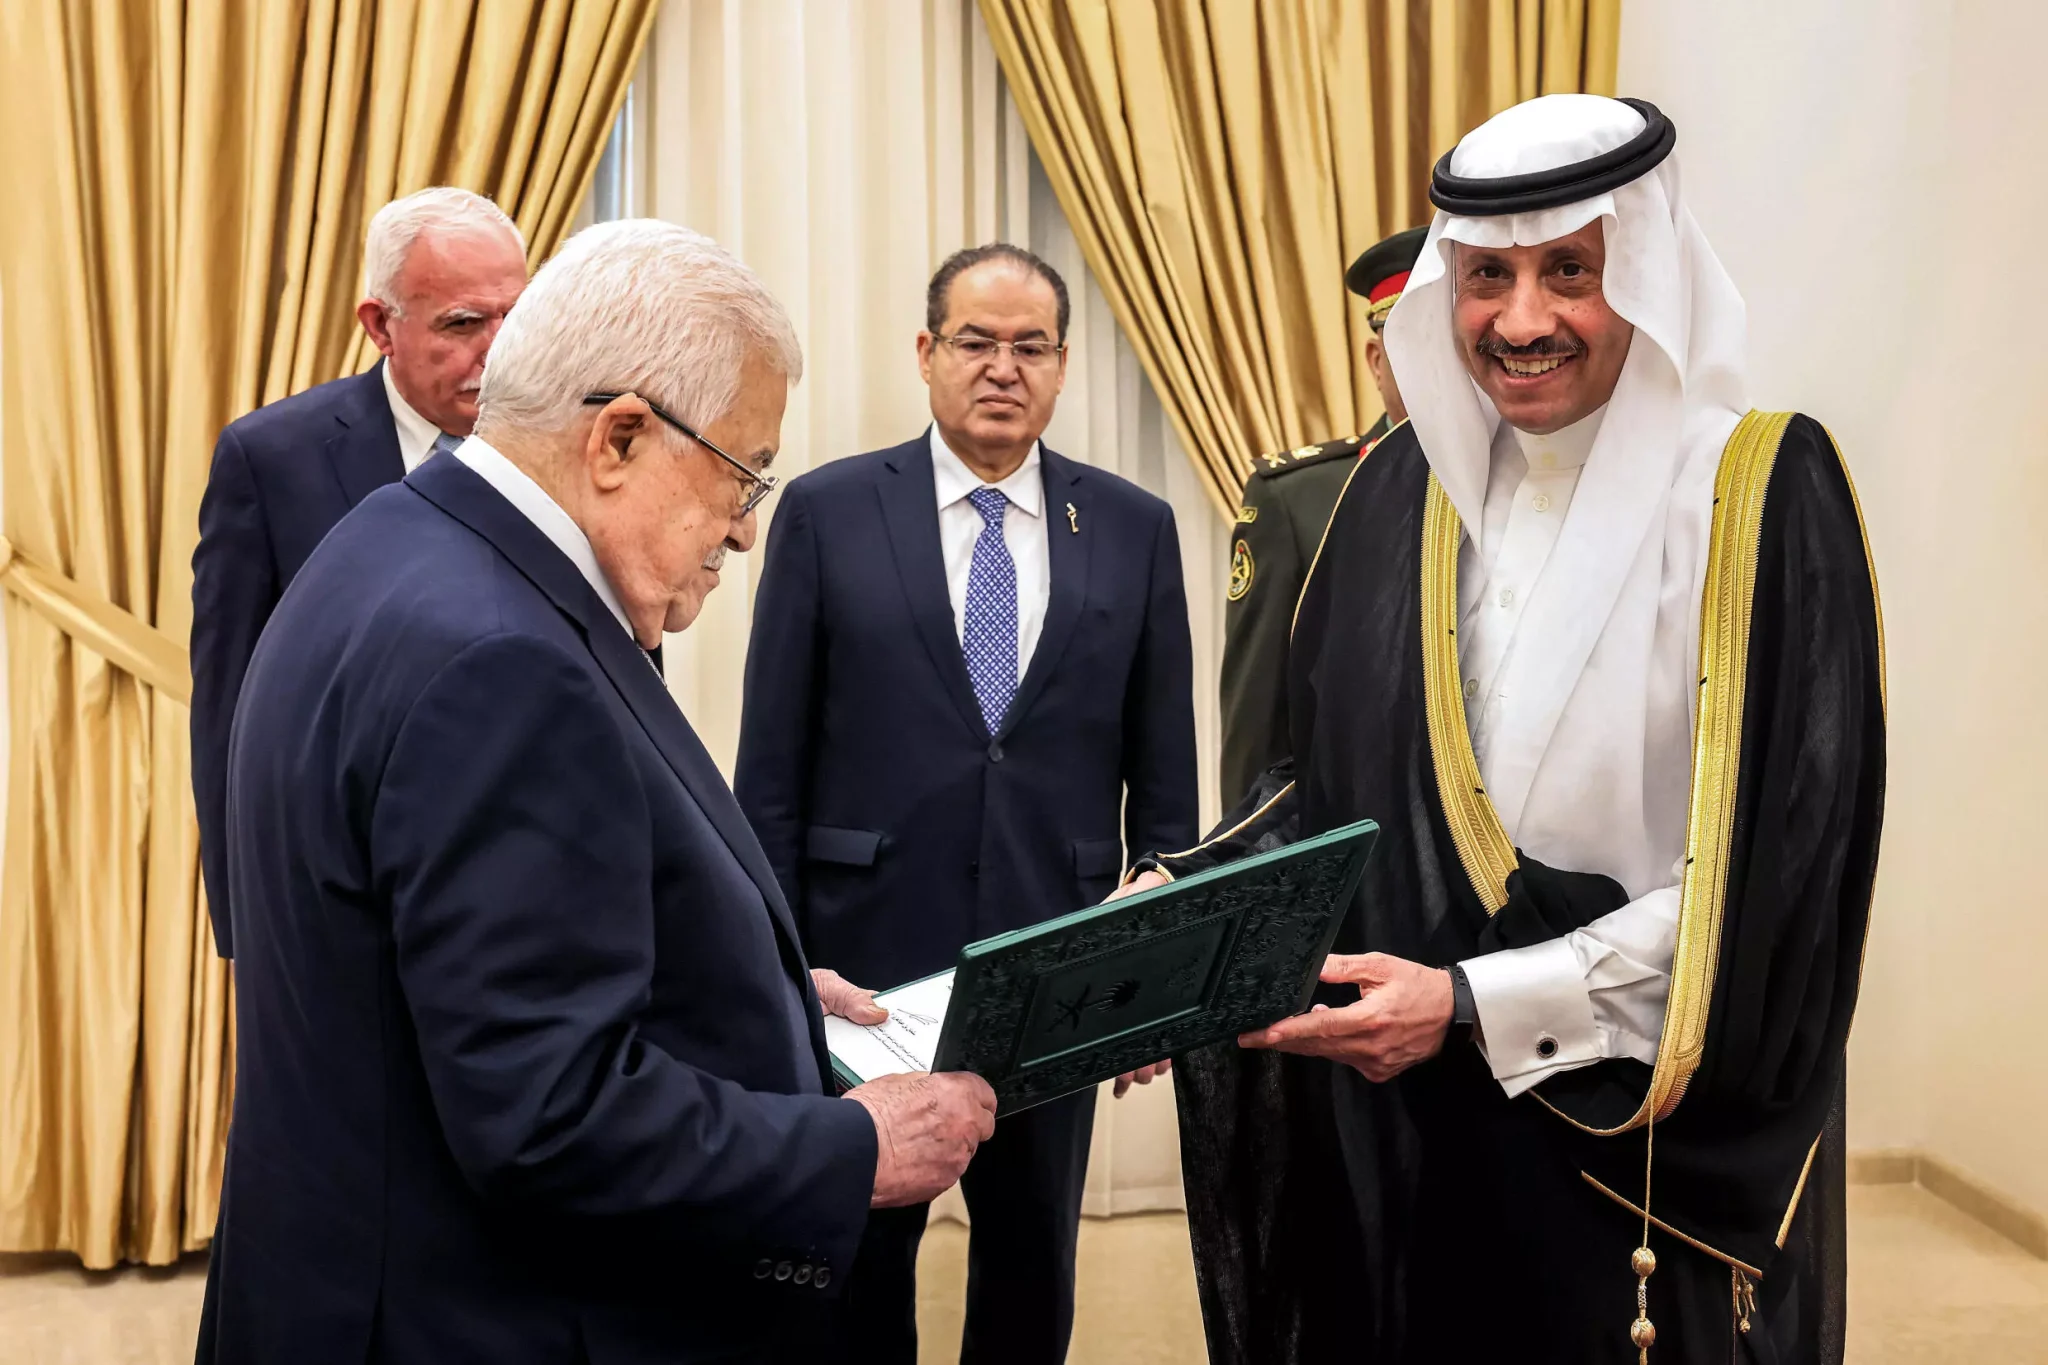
[1217,224,1424,804]
[1217,413,1390,801]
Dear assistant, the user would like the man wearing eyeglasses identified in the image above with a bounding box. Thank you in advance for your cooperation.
[198,221,998,1365]
[736,244,1198,1365]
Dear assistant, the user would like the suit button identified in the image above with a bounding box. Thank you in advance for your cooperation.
[968,860,980,879]
[814,1267,832,1289]
[753,1258,773,1280]
[775,1261,794,1282]
[795,1265,812,1285]
[987,742,1004,762]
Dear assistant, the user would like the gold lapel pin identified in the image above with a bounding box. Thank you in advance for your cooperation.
[1066,501,1079,533]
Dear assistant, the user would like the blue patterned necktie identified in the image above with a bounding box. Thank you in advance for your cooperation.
[431,431,462,462]
[962,487,1018,734]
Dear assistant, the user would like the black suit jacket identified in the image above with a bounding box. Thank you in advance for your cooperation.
[199,453,876,1365]
[735,434,1198,990]
[190,363,406,957]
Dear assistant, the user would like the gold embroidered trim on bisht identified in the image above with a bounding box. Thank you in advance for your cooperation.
[1823,420,1887,717]
[1533,409,1792,1137]
[1289,419,1406,641]
[1419,473,1517,915]
[1154,781,1298,864]
[1649,409,1789,1122]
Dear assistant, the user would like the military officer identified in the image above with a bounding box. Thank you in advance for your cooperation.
[1217,225,1427,798]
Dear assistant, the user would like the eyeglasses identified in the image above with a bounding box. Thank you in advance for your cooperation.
[932,333,1066,366]
[582,391,778,517]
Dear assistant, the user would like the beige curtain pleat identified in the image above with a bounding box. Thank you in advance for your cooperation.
[977,0,1620,518]
[0,0,657,1269]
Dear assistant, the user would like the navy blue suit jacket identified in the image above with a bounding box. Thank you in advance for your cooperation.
[200,453,877,1365]
[190,364,406,958]
[735,435,1198,991]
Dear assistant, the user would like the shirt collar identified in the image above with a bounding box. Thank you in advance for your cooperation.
[381,360,447,474]
[929,425,1044,517]
[1507,402,1607,472]
[450,436,636,641]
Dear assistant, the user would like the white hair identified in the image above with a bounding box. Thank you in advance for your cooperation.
[362,187,524,314]
[475,219,803,444]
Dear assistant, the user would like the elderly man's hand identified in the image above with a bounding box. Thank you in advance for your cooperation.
[848,1072,999,1207]
[1238,953,1454,1083]
[811,968,888,1025]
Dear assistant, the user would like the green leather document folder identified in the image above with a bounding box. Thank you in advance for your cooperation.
[824,818,1378,1110]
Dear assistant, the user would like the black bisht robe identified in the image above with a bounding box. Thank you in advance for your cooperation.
[1156,412,1883,1365]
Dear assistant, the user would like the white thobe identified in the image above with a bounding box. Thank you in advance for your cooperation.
[1453,405,1681,1098]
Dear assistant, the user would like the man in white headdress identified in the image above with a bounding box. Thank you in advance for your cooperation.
[1120,96,1884,1363]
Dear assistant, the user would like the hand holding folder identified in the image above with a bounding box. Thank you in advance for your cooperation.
[826,819,1380,1111]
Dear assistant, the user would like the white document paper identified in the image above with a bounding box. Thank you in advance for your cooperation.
[824,970,956,1084]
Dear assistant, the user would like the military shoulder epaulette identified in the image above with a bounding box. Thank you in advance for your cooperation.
[1252,434,1369,479]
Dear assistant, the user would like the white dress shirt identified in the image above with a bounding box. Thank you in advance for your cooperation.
[452,436,636,642]
[930,426,1051,677]
[1452,404,1680,1097]
[382,362,446,473]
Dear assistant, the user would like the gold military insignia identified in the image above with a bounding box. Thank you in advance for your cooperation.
[1259,449,1290,470]
[1235,505,1259,524]
[1289,444,1321,462]
[1228,539,1255,601]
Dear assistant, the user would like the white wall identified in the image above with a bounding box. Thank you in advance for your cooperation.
[1620,0,2048,1215]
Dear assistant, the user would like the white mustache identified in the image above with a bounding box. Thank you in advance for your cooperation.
[703,547,727,573]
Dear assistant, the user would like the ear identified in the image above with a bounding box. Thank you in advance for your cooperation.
[916,331,936,386]
[1053,342,1069,396]
[582,394,655,494]
[356,298,398,357]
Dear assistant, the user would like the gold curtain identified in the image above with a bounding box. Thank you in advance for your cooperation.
[0,0,655,1269]
[977,0,1621,518]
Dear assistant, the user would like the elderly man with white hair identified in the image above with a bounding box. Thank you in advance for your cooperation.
[195,219,997,1365]
[1122,96,1884,1364]
[192,186,528,959]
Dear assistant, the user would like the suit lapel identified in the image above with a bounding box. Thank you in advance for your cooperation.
[579,615,811,967]
[405,455,812,976]
[326,364,406,508]
[876,436,989,740]
[575,625,833,1082]
[998,447,1089,741]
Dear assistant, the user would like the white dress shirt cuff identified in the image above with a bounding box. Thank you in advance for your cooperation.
[1460,935,1602,1098]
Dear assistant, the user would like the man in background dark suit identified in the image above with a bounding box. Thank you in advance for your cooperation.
[189,186,528,958]
[197,220,996,1365]
[736,244,1198,1365]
